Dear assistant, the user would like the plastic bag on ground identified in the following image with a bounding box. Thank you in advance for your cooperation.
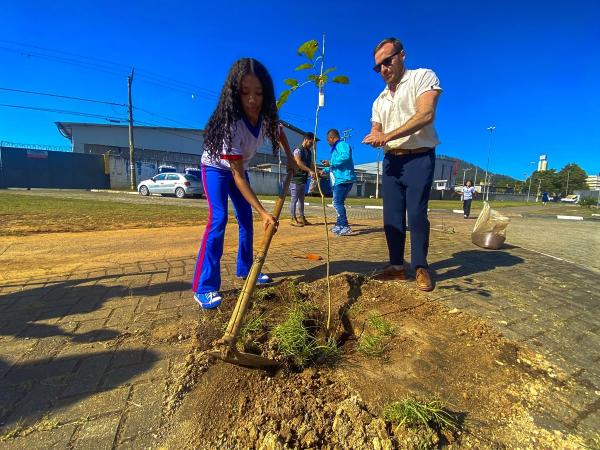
[471,201,511,249]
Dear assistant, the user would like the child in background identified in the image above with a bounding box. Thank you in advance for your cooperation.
[192,58,297,309]
[462,180,476,218]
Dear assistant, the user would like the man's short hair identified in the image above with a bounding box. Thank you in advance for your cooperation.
[327,129,340,138]
[373,37,404,55]
[304,131,315,140]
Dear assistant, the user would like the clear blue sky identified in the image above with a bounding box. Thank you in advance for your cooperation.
[1,0,599,180]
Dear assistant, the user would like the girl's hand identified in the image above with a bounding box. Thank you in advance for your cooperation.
[261,211,279,232]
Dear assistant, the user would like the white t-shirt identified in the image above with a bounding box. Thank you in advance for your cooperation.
[371,68,442,151]
[201,118,264,170]
[463,186,476,200]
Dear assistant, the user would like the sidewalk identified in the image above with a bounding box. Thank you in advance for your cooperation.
[0,211,598,447]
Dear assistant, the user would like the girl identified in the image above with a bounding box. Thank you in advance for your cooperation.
[192,58,297,309]
[462,180,476,218]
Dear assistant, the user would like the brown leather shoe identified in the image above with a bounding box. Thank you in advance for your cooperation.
[290,218,304,227]
[300,217,312,226]
[373,266,409,282]
[415,268,434,291]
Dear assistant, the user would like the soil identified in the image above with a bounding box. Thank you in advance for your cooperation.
[157,274,585,449]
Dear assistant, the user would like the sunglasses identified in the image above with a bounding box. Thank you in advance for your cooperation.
[373,50,401,73]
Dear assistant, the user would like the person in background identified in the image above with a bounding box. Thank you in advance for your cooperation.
[462,180,476,218]
[289,132,316,227]
[542,191,549,206]
[321,129,356,236]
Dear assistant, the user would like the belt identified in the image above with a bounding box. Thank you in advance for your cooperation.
[385,147,433,156]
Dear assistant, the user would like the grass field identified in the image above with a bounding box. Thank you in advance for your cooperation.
[1,192,208,236]
[258,195,531,210]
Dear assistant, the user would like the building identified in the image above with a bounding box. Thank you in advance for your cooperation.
[537,154,548,172]
[355,155,457,193]
[586,174,600,191]
[56,121,307,190]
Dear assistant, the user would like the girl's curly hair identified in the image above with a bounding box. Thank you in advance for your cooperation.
[203,58,280,158]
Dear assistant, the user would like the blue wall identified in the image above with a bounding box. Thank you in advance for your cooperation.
[0,147,109,189]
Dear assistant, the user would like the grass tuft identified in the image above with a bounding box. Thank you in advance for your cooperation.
[383,398,458,432]
[357,334,388,357]
[271,301,337,368]
[368,315,396,336]
[586,433,600,450]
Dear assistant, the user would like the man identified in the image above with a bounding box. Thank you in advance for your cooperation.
[289,132,316,227]
[362,37,442,291]
[322,129,356,236]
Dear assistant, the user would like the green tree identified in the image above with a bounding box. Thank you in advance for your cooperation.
[556,163,588,195]
[527,169,559,195]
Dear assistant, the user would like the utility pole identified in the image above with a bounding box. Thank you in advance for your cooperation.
[128,68,136,191]
[565,166,571,196]
[483,126,495,201]
[536,178,542,202]
[527,174,533,202]
[461,168,471,186]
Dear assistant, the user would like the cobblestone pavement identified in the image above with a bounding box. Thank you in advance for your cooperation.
[0,206,598,447]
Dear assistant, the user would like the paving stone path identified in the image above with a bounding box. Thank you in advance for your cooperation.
[0,207,598,448]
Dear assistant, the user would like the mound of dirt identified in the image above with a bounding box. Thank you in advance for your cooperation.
[157,275,586,449]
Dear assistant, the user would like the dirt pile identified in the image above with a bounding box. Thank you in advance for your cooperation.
[158,275,586,449]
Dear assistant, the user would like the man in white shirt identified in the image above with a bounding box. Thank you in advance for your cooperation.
[362,37,442,291]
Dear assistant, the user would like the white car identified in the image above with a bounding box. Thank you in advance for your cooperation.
[560,194,580,203]
[138,173,203,198]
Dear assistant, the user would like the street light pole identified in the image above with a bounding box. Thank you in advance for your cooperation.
[527,174,533,202]
[565,166,571,196]
[483,126,496,201]
[461,168,471,186]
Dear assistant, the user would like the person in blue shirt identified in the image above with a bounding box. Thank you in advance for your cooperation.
[321,129,356,236]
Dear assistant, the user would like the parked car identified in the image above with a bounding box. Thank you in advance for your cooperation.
[560,194,580,203]
[138,173,203,198]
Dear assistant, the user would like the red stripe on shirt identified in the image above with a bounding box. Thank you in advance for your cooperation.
[220,154,243,160]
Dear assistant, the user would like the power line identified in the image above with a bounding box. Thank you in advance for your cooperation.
[0,87,127,107]
[0,103,126,122]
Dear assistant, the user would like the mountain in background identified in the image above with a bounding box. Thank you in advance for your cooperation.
[439,154,519,187]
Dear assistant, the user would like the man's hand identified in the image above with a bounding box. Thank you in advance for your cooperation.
[309,170,316,179]
[362,131,388,147]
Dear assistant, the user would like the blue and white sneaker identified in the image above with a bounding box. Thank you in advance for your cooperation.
[194,291,222,309]
[336,226,352,236]
[256,273,273,285]
[239,273,273,285]
[330,225,341,234]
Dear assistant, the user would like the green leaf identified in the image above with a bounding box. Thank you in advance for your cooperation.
[295,63,314,71]
[323,67,336,75]
[284,78,299,88]
[307,74,318,82]
[276,90,291,110]
[297,40,319,60]
[332,75,350,84]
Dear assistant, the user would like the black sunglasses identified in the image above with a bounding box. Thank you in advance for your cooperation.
[373,50,401,73]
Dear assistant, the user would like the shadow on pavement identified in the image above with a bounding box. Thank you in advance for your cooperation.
[270,259,384,282]
[0,273,187,430]
[0,348,158,429]
[0,273,188,341]
[430,249,525,283]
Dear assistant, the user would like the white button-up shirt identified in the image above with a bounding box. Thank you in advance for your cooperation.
[371,68,442,151]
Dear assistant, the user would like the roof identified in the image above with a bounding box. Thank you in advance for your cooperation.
[56,122,203,141]
[56,120,308,142]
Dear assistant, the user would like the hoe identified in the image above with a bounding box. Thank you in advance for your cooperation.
[209,172,292,369]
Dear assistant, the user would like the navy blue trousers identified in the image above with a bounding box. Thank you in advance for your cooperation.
[382,149,435,269]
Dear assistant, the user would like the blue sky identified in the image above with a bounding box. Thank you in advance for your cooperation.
[1,0,599,179]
